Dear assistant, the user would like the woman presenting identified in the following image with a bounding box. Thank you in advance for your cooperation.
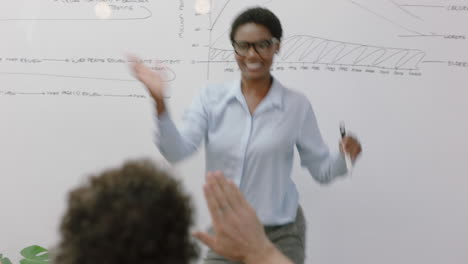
[131,7,362,264]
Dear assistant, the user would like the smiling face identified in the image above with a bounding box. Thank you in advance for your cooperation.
[233,23,280,82]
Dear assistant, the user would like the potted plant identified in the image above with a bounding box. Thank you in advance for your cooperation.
[0,245,48,264]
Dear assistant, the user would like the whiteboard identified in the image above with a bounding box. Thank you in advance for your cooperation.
[1,1,467,263]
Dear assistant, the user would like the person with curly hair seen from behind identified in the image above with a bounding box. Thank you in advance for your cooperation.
[54,160,198,264]
[54,159,293,264]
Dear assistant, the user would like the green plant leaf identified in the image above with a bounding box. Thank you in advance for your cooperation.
[0,254,13,264]
[19,245,49,264]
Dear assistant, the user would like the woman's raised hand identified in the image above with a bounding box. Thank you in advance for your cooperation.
[128,55,167,114]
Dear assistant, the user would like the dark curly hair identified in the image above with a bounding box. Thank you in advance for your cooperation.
[230,7,283,42]
[54,160,198,264]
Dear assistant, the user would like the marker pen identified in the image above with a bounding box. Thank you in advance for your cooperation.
[340,122,353,176]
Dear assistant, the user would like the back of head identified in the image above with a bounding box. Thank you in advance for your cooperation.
[230,6,283,42]
[54,159,198,264]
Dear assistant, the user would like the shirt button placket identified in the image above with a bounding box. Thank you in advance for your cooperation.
[237,114,253,186]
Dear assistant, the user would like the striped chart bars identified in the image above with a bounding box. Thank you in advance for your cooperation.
[208,35,425,71]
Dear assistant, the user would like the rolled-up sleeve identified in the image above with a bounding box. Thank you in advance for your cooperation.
[155,90,209,163]
[296,103,347,184]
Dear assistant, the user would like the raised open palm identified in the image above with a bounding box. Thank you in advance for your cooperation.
[128,56,166,102]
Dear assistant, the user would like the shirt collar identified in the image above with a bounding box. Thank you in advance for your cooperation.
[227,76,284,111]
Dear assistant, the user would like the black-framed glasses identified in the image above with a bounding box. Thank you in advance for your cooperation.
[232,38,278,56]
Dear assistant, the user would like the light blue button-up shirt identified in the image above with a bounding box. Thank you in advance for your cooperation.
[156,77,347,225]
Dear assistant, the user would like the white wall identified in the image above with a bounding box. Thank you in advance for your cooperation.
[1,0,467,263]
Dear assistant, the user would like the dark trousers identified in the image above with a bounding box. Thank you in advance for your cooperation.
[204,206,306,264]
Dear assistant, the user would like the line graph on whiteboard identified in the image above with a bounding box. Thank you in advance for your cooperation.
[0,0,466,99]
[194,0,467,78]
